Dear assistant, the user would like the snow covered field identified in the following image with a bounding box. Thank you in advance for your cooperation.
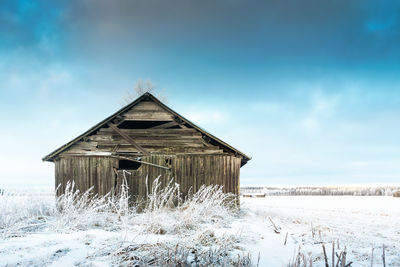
[239,196,400,266]
[0,189,399,266]
[0,183,251,267]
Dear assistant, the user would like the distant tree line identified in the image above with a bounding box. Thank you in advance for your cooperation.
[241,186,400,196]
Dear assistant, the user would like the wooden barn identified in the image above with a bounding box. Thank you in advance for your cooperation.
[43,93,251,201]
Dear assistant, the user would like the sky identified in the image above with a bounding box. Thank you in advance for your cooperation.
[1,0,400,188]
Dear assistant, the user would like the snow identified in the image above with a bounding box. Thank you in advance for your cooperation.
[1,189,399,266]
[239,196,400,266]
[0,182,251,266]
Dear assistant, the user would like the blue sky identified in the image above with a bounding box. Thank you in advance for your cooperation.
[1,0,400,188]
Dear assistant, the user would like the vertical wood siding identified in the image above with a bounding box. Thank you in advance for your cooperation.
[55,156,118,196]
[55,155,242,202]
[124,154,242,201]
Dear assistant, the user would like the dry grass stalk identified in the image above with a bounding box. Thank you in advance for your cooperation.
[322,244,329,267]
[317,243,354,267]
[284,232,288,246]
[268,216,281,234]
[287,246,313,267]
[332,241,335,267]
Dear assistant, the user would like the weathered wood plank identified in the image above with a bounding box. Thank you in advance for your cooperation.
[55,160,60,196]
[183,156,188,194]
[123,112,174,121]
[98,128,199,134]
[223,156,227,193]
[236,157,241,196]
[231,156,235,194]
[228,157,232,193]
[96,138,205,145]
[96,142,205,148]
[90,157,97,195]
[99,147,224,154]
[126,101,166,112]
[188,156,193,194]
[182,157,187,194]
[108,123,149,155]
[99,134,203,140]
[228,156,232,194]
[205,156,210,186]
[150,121,179,129]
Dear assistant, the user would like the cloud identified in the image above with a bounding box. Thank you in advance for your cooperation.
[0,0,391,68]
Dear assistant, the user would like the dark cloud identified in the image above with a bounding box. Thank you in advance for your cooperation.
[1,0,400,76]
[52,0,400,66]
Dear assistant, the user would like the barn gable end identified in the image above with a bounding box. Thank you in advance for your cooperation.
[44,93,250,200]
[43,93,250,164]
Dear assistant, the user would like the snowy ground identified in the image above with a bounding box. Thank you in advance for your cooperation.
[239,196,400,266]
[0,193,399,266]
[0,184,251,267]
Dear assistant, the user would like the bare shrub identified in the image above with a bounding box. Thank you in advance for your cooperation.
[53,181,131,232]
[138,177,237,235]
[121,79,168,105]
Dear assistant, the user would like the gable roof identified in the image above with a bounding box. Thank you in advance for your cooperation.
[42,92,251,165]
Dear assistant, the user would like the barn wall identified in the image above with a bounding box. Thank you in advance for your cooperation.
[55,154,241,202]
[55,156,118,196]
[123,154,242,201]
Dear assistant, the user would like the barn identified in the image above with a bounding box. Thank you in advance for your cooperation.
[43,92,251,202]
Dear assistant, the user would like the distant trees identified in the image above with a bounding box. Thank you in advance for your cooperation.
[121,79,168,105]
[240,186,400,196]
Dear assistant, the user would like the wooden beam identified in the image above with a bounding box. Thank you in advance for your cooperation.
[201,139,213,147]
[150,121,178,129]
[108,123,150,156]
[174,117,187,128]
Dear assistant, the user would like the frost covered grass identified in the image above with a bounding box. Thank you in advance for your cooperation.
[2,185,398,266]
[0,192,54,237]
[0,177,251,266]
